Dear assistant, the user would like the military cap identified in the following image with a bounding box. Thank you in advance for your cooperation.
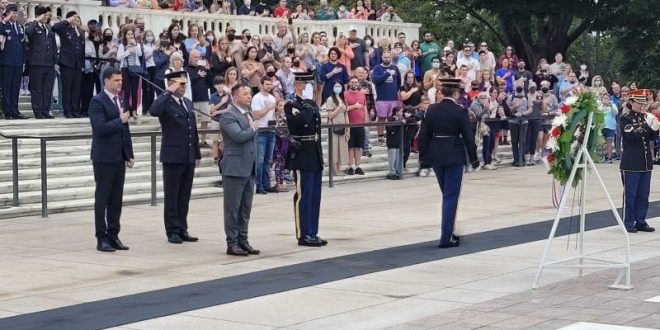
[164,71,188,83]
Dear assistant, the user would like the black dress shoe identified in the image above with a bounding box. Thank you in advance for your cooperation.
[439,239,460,248]
[313,236,328,246]
[44,114,54,119]
[298,235,323,247]
[635,224,656,232]
[97,239,116,252]
[64,113,75,118]
[34,113,44,119]
[71,113,82,118]
[452,234,460,243]
[256,188,267,195]
[227,244,249,256]
[180,231,199,242]
[15,113,27,119]
[109,238,129,250]
[265,187,279,193]
[168,234,183,244]
[626,227,638,233]
[239,241,260,254]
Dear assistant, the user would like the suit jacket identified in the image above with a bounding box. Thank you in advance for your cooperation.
[25,21,57,67]
[52,20,85,69]
[149,91,202,164]
[219,105,256,177]
[419,98,477,167]
[89,92,134,163]
[0,22,25,67]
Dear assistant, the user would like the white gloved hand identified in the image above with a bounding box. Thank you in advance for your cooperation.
[646,113,660,131]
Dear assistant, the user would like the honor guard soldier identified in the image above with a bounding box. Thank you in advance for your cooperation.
[149,71,202,244]
[419,78,479,248]
[0,4,27,119]
[285,72,327,247]
[619,89,659,233]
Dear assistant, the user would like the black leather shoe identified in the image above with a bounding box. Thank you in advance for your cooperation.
[355,167,365,175]
[439,239,460,248]
[44,114,54,119]
[636,224,656,232]
[452,234,460,243]
[626,227,638,233]
[34,113,44,119]
[313,236,328,246]
[109,238,129,250]
[239,241,260,254]
[265,187,279,193]
[256,188,267,195]
[168,234,183,244]
[15,113,27,120]
[180,231,199,242]
[71,113,82,118]
[97,239,116,252]
[298,235,323,247]
[227,244,249,256]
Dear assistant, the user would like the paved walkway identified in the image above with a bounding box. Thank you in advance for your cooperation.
[0,164,659,329]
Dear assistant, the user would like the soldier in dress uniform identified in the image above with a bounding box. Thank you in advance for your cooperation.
[619,89,659,233]
[419,78,479,248]
[53,11,85,118]
[285,71,327,247]
[25,5,57,119]
[149,71,202,244]
[0,4,26,119]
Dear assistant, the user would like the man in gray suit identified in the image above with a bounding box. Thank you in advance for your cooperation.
[219,84,260,256]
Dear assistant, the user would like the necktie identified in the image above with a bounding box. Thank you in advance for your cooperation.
[179,98,188,112]
[113,96,122,115]
[13,23,17,35]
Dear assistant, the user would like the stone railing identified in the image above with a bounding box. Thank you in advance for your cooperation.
[18,0,420,43]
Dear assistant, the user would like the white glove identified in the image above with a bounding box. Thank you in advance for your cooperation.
[646,113,660,131]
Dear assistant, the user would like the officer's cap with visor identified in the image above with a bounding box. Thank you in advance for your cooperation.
[628,89,651,105]
[165,71,188,84]
[293,71,314,82]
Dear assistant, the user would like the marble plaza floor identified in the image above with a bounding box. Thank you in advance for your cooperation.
[1,163,660,329]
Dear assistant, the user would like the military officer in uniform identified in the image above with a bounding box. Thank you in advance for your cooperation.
[285,72,327,247]
[25,5,57,119]
[149,71,202,244]
[619,89,659,233]
[53,11,85,118]
[419,78,479,248]
[0,4,26,119]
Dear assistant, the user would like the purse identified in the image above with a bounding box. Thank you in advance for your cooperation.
[333,127,346,135]
[124,44,147,78]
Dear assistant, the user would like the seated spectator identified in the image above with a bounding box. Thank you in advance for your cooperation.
[316,0,337,20]
[238,0,255,15]
[351,0,370,20]
[109,0,138,8]
[379,6,403,22]
[186,0,207,12]
[210,0,236,14]
[337,4,353,19]
[273,0,291,18]
[290,4,310,20]
[254,0,271,16]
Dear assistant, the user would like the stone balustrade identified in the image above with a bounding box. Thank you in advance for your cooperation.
[19,0,420,43]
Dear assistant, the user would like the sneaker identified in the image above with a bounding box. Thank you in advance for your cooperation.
[355,167,365,175]
[484,164,497,170]
[386,174,397,180]
[362,150,373,158]
[533,154,541,162]
[418,168,429,177]
[345,168,355,175]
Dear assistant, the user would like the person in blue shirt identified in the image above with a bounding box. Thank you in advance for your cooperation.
[495,58,515,94]
[601,94,618,163]
[320,47,348,101]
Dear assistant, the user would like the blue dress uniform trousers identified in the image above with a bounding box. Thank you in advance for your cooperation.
[433,163,464,244]
[293,170,322,239]
[621,171,652,229]
[1,66,21,117]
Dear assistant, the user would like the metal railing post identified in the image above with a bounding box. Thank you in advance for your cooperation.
[11,137,19,207]
[399,122,405,179]
[518,118,525,166]
[40,138,48,217]
[150,134,157,206]
[327,127,334,188]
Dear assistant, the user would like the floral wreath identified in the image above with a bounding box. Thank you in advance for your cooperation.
[544,92,604,187]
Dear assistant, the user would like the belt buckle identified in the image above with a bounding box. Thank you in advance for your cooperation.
[315,134,319,142]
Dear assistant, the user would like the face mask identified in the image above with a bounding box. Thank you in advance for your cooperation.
[580,65,587,70]
[529,88,536,93]
[365,40,372,46]
[227,33,235,41]
[244,35,251,41]
[541,87,549,93]
[333,86,342,94]
[350,83,359,90]
[206,36,214,42]
[267,71,276,77]
[104,35,113,42]
[287,48,295,54]
[594,80,601,86]
[516,87,523,93]
[292,61,300,67]
[518,65,524,70]
[432,62,440,69]
[145,36,154,43]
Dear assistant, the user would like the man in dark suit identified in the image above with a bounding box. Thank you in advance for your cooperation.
[25,6,57,119]
[419,78,479,249]
[149,71,201,244]
[89,68,133,252]
[0,4,26,119]
[53,11,85,118]
[219,84,260,256]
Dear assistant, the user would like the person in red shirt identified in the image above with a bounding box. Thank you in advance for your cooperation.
[273,0,292,18]
[344,76,369,175]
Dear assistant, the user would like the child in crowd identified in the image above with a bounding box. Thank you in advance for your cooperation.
[385,107,403,180]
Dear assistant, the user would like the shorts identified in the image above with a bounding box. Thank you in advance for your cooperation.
[348,127,365,148]
[376,100,398,118]
[542,124,551,133]
[602,128,615,139]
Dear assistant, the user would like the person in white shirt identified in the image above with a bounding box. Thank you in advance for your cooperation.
[142,30,157,114]
[251,77,278,194]
[456,45,480,82]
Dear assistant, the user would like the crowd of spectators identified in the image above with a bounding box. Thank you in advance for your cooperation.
[2,0,659,186]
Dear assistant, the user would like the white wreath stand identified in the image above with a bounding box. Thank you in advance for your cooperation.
[533,112,633,290]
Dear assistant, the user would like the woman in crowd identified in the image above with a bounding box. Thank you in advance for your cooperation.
[364,35,378,69]
[410,40,423,82]
[164,52,192,100]
[322,81,350,176]
[168,23,189,64]
[486,87,502,166]
[444,52,457,75]
[273,99,291,191]
[526,82,543,165]
[456,65,471,92]
[291,4,311,20]
[224,67,239,90]
[184,23,208,57]
[153,32,172,93]
[399,72,423,169]
[205,30,218,53]
[320,34,329,48]
[141,30,158,114]
[297,32,316,70]
[344,76,368,175]
[264,63,284,100]
[320,47,349,101]
[335,34,355,76]
[117,26,143,119]
[209,36,234,91]
[241,46,265,95]
[351,0,370,19]
[251,34,262,50]
[478,70,493,91]
[99,28,119,89]
[498,46,518,69]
